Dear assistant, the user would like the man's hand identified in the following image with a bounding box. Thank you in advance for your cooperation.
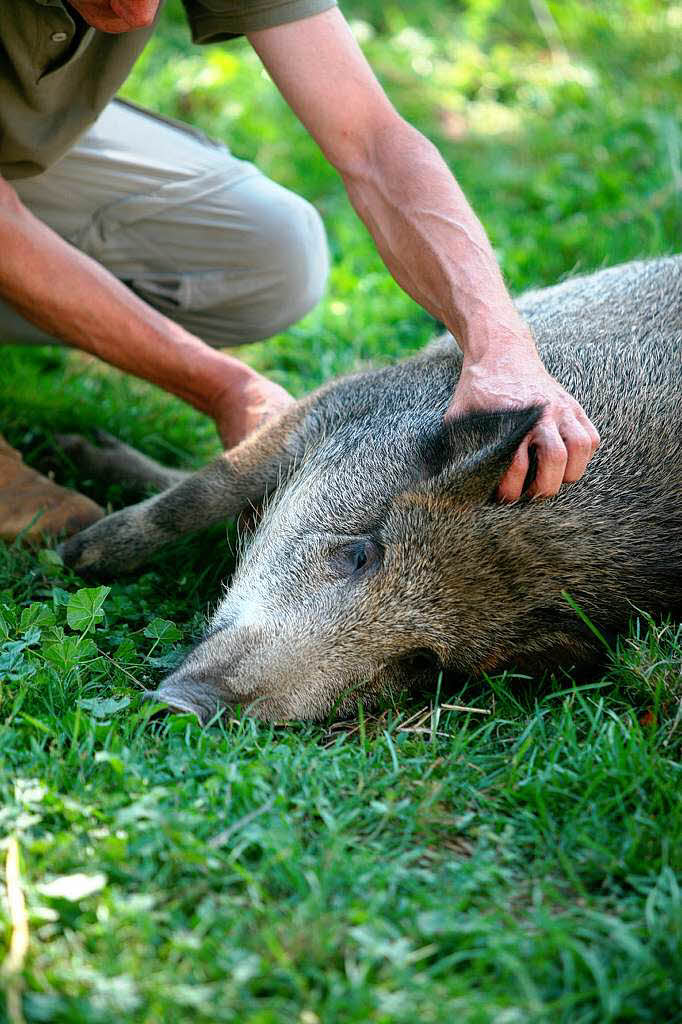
[447,343,600,501]
[211,371,294,450]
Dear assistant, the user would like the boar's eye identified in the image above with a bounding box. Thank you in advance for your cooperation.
[332,538,382,580]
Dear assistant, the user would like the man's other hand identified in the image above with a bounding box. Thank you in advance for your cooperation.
[211,370,295,450]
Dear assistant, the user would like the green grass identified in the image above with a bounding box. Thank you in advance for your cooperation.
[1,1,682,1021]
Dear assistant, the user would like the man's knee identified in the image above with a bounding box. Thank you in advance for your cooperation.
[230,178,330,340]
[96,164,330,346]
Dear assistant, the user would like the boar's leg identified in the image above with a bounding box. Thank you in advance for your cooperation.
[57,400,314,577]
[57,431,189,494]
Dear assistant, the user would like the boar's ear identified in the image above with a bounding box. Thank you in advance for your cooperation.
[418,405,543,502]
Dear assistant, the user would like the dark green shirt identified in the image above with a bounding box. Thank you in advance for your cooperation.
[1,0,337,179]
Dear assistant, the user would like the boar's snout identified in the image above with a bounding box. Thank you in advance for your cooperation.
[148,676,220,724]
[151,624,273,723]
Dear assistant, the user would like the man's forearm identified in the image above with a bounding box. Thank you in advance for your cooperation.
[340,117,535,361]
[0,179,253,416]
[248,10,532,362]
[249,6,599,500]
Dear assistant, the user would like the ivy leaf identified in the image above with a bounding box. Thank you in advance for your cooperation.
[21,625,42,647]
[43,635,96,672]
[147,649,186,670]
[52,586,72,610]
[143,618,182,643]
[0,640,28,673]
[78,696,130,719]
[66,586,111,633]
[20,603,56,633]
[0,604,17,637]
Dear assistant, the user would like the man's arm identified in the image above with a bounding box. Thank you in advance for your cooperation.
[0,176,292,449]
[248,8,599,499]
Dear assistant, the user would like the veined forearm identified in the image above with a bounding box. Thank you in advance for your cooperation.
[248,6,599,501]
[341,118,535,360]
[0,181,250,414]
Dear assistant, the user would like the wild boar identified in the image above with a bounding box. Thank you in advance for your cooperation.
[59,255,682,721]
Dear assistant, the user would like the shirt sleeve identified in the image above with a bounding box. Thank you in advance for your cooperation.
[182,0,338,43]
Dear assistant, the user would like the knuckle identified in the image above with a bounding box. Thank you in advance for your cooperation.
[533,470,561,497]
[576,412,600,448]
[562,421,599,474]
[533,447,567,494]
[544,442,568,466]
[563,464,587,484]
[568,430,593,457]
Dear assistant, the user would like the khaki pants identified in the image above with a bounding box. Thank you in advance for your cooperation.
[3,99,330,347]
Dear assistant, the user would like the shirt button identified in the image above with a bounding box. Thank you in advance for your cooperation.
[51,31,68,42]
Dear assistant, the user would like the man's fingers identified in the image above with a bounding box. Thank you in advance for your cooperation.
[527,422,568,497]
[582,413,601,454]
[562,421,596,483]
[497,407,600,502]
[497,437,530,502]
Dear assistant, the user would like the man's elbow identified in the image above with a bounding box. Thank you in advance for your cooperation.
[328,112,428,186]
[326,118,380,187]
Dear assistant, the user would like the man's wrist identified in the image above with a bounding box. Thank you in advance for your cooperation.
[173,336,259,418]
[450,297,538,366]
